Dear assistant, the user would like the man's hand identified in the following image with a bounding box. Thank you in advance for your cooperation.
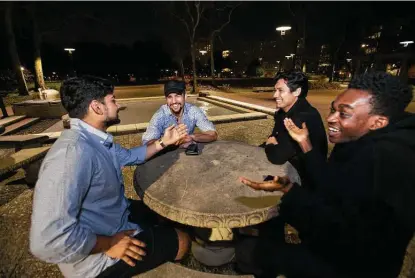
[266,136,278,145]
[105,230,146,267]
[162,124,188,146]
[283,118,309,143]
[239,175,293,193]
[175,134,193,147]
[283,118,313,153]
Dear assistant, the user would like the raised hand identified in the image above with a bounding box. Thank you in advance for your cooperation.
[283,118,309,143]
[239,175,293,193]
[105,230,146,267]
[162,124,188,146]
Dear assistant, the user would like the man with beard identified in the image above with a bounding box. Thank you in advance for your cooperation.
[30,76,191,278]
[142,80,217,147]
[237,72,415,278]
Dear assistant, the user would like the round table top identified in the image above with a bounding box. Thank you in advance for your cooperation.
[134,141,301,228]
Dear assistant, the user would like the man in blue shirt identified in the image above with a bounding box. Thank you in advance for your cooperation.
[142,80,217,147]
[30,76,190,278]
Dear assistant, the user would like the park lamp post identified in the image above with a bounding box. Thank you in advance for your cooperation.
[64,48,76,77]
[399,41,414,47]
[276,26,292,36]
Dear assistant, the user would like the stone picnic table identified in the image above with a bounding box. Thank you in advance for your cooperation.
[133,141,301,229]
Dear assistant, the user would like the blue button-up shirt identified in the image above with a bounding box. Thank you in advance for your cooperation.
[141,102,216,145]
[30,119,147,278]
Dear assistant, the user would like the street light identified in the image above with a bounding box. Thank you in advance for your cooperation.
[64,48,76,76]
[276,26,291,36]
[64,48,75,54]
[199,50,207,55]
[399,41,414,47]
[346,59,352,62]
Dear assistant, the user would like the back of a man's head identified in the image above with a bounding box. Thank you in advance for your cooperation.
[348,72,412,119]
[274,70,309,98]
[60,76,114,119]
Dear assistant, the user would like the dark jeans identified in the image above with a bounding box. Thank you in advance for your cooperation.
[235,217,345,278]
[97,200,180,278]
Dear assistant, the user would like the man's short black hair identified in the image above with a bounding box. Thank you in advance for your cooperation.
[274,70,309,98]
[60,75,114,119]
[348,72,412,119]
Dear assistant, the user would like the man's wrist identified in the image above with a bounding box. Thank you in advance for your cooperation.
[298,138,313,153]
[158,138,167,148]
[281,183,294,193]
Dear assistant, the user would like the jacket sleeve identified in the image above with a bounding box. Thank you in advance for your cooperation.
[264,130,298,164]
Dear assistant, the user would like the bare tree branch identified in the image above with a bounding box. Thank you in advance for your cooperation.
[171,11,192,39]
[211,3,240,36]
[185,1,195,31]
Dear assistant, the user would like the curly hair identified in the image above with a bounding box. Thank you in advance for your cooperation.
[274,70,309,98]
[348,72,412,118]
[60,76,114,119]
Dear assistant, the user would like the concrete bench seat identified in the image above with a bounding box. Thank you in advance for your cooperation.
[133,262,254,278]
[0,134,49,150]
[0,146,50,185]
[252,87,274,92]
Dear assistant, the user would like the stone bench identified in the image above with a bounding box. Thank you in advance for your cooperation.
[0,134,49,151]
[0,146,50,185]
[133,262,254,278]
[252,87,274,92]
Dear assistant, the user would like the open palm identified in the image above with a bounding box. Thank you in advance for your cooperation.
[283,118,309,143]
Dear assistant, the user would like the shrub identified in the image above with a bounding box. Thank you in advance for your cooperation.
[308,80,341,90]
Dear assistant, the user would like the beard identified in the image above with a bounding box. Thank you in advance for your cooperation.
[169,104,183,115]
[105,114,121,127]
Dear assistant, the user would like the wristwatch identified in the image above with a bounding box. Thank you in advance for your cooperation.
[158,138,166,148]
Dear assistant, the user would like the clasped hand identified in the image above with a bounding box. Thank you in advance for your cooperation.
[105,230,146,267]
[161,124,188,146]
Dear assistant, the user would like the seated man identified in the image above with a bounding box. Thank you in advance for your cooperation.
[238,72,415,278]
[263,70,327,186]
[142,80,217,147]
[30,76,190,278]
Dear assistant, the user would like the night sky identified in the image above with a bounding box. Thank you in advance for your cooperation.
[30,1,414,45]
[1,1,415,74]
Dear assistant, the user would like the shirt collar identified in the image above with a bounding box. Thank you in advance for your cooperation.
[70,118,114,148]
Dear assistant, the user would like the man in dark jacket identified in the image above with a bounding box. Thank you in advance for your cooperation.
[263,70,327,186]
[238,72,415,278]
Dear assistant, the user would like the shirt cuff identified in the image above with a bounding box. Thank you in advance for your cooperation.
[130,145,147,164]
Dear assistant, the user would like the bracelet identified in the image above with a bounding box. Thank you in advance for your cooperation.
[158,138,166,148]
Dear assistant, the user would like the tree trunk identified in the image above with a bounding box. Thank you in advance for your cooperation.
[0,96,8,118]
[210,35,215,86]
[190,43,198,94]
[179,59,185,78]
[5,3,29,96]
[32,11,46,91]
[329,62,336,83]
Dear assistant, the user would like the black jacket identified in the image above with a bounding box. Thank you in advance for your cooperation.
[280,112,415,278]
[265,97,327,186]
